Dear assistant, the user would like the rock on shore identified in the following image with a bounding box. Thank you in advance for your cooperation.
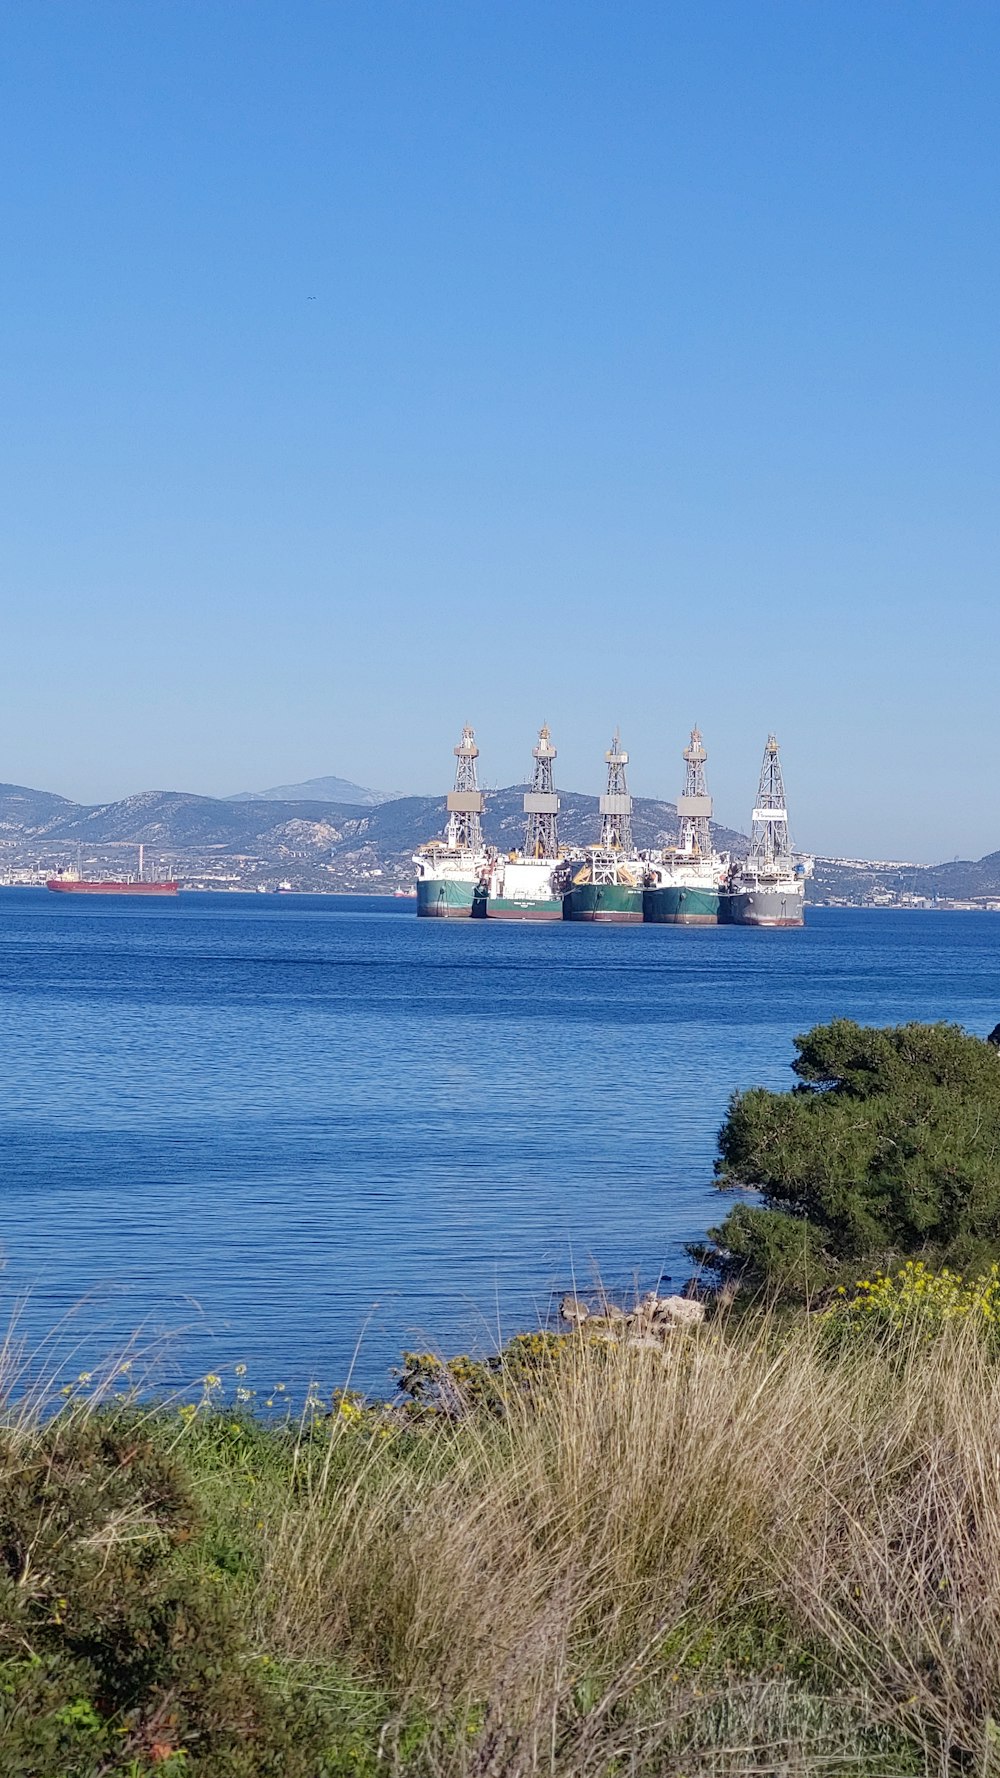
[559,1291,705,1343]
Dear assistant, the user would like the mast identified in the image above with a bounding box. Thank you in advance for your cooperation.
[523,724,560,857]
[599,729,633,851]
[445,725,485,851]
[138,843,144,882]
[747,734,793,872]
[677,727,713,857]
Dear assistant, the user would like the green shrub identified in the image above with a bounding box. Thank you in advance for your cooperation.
[0,1410,346,1774]
[396,1330,571,1419]
[822,1257,1000,1344]
[695,1019,1000,1297]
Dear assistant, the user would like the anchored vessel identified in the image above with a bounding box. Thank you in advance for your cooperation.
[412,727,487,917]
[727,735,811,927]
[413,724,810,932]
[477,726,563,920]
[643,729,728,924]
[47,846,178,896]
[562,731,643,922]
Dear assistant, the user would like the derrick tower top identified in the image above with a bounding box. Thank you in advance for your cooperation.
[748,734,793,871]
[677,727,713,857]
[599,728,633,851]
[523,724,560,858]
[445,724,484,852]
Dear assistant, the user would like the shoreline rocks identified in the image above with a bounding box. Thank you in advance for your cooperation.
[559,1291,704,1343]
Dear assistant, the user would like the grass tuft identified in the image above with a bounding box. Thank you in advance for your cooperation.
[6,1303,1000,1771]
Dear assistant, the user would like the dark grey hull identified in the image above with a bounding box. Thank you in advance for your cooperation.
[730,886,804,927]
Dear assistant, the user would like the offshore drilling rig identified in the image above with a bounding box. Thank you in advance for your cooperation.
[479,724,565,918]
[414,723,811,926]
[562,730,644,922]
[727,734,810,926]
[677,727,712,857]
[446,725,485,852]
[523,723,560,858]
[599,728,633,851]
[643,727,731,923]
[411,724,488,917]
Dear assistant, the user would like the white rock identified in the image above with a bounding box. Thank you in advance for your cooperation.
[560,1294,590,1325]
[650,1295,705,1326]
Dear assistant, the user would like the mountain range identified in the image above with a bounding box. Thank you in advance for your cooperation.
[0,780,742,891]
[228,775,397,806]
[2,779,999,902]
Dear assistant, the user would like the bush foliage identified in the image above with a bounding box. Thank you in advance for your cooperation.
[696,1018,1000,1296]
[0,1411,344,1775]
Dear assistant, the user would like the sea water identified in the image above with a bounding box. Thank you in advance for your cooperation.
[0,891,997,1394]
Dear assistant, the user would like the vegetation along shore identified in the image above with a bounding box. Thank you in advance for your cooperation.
[6,1018,1000,1775]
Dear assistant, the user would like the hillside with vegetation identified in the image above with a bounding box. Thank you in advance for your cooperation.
[4,778,1000,899]
[0,781,745,891]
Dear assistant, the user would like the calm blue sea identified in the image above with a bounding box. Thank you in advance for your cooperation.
[0,891,997,1396]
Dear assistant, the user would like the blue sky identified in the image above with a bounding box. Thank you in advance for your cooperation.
[0,1,997,860]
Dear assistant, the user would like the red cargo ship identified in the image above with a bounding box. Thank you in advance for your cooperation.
[47,878,178,895]
[46,845,178,896]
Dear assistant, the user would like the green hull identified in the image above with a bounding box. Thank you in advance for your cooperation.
[416,878,475,918]
[563,883,643,923]
[643,884,721,925]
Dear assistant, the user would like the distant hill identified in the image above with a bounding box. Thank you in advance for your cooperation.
[810,852,1000,904]
[37,790,367,850]
[346,786,747,859]
[0,780,743,882]
[229,775,396,806]
[0,782,745,855]
[0,782,76,835]
[921,850,1000,898]
[7,775,1000,903]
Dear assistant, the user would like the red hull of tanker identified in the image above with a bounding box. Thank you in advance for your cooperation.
[46,880,179,896]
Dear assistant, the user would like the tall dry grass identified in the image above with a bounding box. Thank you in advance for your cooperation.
[253,1315,1000,1776]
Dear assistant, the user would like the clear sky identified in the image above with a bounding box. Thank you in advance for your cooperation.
[1,2,997,861]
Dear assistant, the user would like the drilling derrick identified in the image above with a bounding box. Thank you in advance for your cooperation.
[446,725,485,852]
[748,735,793,872]
[677,727,713,858]
[599,729,633,851]
[562,728,643,921]
[523,724,560,857]
[728,734,806,927]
